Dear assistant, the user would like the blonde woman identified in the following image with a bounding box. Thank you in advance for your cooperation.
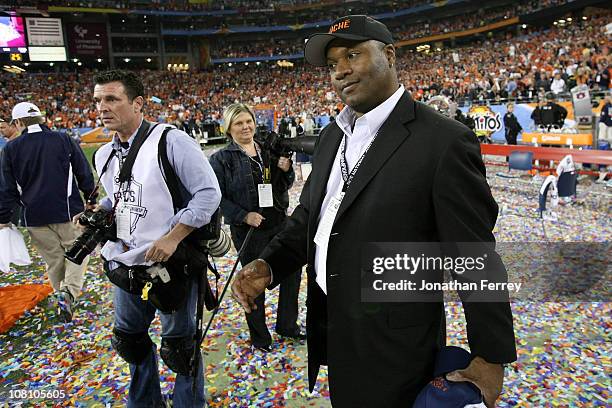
[209,103,303,351]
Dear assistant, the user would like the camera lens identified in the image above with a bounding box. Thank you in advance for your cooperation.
[207,230,231,257]
[65,228,103,265]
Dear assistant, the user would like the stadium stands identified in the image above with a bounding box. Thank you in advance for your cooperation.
[0,2,609,133]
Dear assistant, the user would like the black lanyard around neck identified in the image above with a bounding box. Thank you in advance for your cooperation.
[93,120,157,211]
[117,120,154,185]
[339,132,377,193]
[241,141,270,183]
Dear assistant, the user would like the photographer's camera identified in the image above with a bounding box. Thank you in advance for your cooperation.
[65,209,116,265]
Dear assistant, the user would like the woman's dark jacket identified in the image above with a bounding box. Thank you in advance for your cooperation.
[209,141,294,228]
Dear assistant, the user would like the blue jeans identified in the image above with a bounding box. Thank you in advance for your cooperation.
[113,275,206,408]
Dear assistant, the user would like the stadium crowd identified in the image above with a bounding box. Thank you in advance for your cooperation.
[399,13,611,104]
[211,40,303,59]
[203,0,572,60]
[4,0,435,12]
[171,0,570,37]
[0,10,609,132]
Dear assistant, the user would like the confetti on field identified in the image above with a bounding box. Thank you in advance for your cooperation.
[0,165,610,407]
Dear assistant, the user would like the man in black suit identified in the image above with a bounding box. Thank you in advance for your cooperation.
[231,15,516,407]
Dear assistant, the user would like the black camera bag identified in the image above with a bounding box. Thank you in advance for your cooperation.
[103,260,189,313]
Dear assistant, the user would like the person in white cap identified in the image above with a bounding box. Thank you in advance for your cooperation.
[0,101,96,322]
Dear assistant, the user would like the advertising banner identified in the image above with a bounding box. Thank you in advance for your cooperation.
[66,22,108,58]
[26,18,64,46]
[460,102,577,143]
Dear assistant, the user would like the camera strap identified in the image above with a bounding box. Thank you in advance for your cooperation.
[118,120,158,185]
[157,127,222,241]
[92,120,159,214]
[88,147,116,206]
[157,126,183,212]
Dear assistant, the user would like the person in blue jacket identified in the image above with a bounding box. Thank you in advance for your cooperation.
[0,102,96,322]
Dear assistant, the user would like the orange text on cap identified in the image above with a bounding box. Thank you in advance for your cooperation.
[329,19,350,33]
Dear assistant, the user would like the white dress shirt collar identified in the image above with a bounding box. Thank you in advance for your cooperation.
[112,118,144,151]
[27,124,43,133]
[335,85,405,139]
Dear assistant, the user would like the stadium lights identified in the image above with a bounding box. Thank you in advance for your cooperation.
[2,65,25,74]
[97,58,102,62]
[146,58,152,62]
[2,66,23,74]
[124,58,131,62]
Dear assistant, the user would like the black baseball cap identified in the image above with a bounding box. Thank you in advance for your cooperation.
[304,15,394,67]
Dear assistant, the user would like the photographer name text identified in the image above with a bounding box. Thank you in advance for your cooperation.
[372,279,522,293]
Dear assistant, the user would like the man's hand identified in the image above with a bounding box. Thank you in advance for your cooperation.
[144,234,180,263]
[277,157,292,172]
[72,204,101,225]
[231,259,271,313]
[244,212,265,228]
[0,223,11,229]
[72,212,84,225]
[446,356,504,407]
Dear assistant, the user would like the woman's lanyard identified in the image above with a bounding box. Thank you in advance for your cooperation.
[242,142,271,184]
[240,142,273,208]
